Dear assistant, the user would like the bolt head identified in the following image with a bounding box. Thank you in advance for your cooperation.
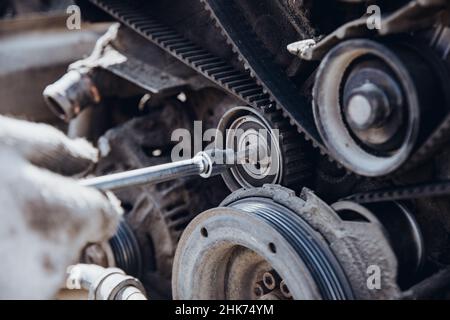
[344,83,391,131]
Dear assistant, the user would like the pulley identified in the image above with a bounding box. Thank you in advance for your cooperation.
[217,106,313,191]
[313,39,447,176]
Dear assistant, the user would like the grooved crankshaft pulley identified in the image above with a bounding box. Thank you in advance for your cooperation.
[173,186,354,300]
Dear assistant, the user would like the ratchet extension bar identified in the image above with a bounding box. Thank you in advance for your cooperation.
[79,148,255,191]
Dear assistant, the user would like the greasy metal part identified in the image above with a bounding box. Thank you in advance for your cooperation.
[70,24,200,97]
[331,201,424,287]
[344,83,394,132]
[218,106,313,191]
[218,107,282,190]
[262,271,280,291]
[42,25,146,122]
[96,30,188,96]
[313,39,413,176]
[342,71,404,148]
[288,17,368,61]
[66,264,146,300]
[312,39,443,177]
[402,266,450,300]
[108,220,143,278]
[202,0,447,180]
[288,0,449,61]
[173,185,354,300]
[287,39,318,60]
[43,63,141,122]
[43,22,194,122]
[0,15,108,123]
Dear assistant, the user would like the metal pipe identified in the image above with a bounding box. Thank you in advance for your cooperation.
[66,264,147,300]
[43,69,101,122]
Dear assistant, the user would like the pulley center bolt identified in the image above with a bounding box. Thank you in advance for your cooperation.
[344,83,391,131]
[238,130,271,174]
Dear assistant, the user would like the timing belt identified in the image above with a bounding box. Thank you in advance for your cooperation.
[343,180,450,204]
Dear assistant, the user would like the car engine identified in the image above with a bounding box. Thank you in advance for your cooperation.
[2,0,450,300]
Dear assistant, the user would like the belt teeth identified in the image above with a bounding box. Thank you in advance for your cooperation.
[152,31,177,37]
[205,66,234,74]
[219,74,249,82]
[211,70,241,79]
[249,94,270,103]
[228,82,257,91]
[163,39,190,46]
[178,49,206,57]
[225,79,254,87]
[142,26,171,34]
[90,0,275,112]
[198,61,227,70]
[187,55,215,63]
[127,18,151,25]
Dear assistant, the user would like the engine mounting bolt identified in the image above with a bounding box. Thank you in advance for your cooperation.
[254,282,267,297]
[344,83,391,131]
[263,270,280,290]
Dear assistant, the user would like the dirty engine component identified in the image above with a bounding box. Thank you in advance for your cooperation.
[30,0,450,300]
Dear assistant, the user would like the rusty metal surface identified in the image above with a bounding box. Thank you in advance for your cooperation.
[220,185,401,299]
[94,107,229,298]
[0,15,110,123]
